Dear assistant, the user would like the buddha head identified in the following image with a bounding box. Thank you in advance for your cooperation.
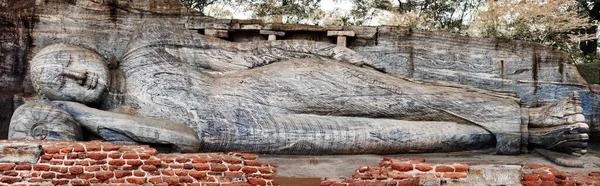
[30,44,110,105]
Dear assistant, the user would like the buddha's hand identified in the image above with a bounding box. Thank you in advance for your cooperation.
[61,68,99,90]
[8,101,83,141]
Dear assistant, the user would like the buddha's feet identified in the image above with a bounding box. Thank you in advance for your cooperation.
[528,92,589,156]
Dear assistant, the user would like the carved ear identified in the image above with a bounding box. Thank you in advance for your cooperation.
[8,101,83,141]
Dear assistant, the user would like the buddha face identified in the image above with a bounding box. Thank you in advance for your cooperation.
[30,44,110,105]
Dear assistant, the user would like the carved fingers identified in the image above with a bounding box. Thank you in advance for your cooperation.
[61,69,99,89]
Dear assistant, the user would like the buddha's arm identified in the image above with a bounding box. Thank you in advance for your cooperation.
[231,40,385,71]
[52,101,201,152]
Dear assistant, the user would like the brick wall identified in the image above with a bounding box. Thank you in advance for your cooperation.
[0,140,276,186]
[322,157,600,186]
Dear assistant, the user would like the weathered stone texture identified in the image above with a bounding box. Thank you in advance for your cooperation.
[0,0,36,139]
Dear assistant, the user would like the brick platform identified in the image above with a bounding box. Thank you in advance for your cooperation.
[321,157,600,186]
[0,140,276,186]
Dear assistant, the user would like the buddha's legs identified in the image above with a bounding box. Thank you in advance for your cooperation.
[207,59,588,155]
[201,114,495,154]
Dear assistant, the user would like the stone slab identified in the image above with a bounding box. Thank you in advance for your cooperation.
[260,30,285,36]
[0,142,42,163]
[204,29,229,38]
[327,31,356,37]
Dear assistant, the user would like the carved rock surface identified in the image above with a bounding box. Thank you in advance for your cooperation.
[0,0,598,140]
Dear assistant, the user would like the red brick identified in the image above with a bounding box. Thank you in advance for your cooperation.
[14,164,31,170]
[70,167,84,175]
[149,177,163,184]
[57,173,76,179]
[392,163,414,171]
[244,160,263,166]
[87,153,107,160]
[53,154,65,159]
[127,177,147,184]
[442,173,467,179]
[115,171,133,178]
[192,158,208,163]
[66,154,79,159]
[179,176,194,183]
[524,174,540,181]
[79,173,94,179]
[96,171,114,180]
[43,147,60,154]
[28,178,44,183]
[539,174,557,181]
[208,171,224,176]
[163,177,179,185]
[229,165,242,171]
[60,147,73,153]
[170,164,184,169]
[100,145,119,151]
[189,171,207,179]
[138,153,150,159]
[225,172,244,177]
[454,165,467,172]
[64,160,75,165]
[41,154,53,160]
[415,164,433,172]
[210,163,228,172]
[71,179,89,186]
[172,158,188,164]
[390,172,414,179]
[52,179,69,185]
[0,177,20,184]
[242,167,258,174]
[127,160,143,166]
[248,178,267,185]
[72,146,85,152]
[161,170,175,176]
[435,165,454,172]
[258,167,273,173]
[175,170,189,176]
[108,159,126,166]
[237,153,258,160]
[122,153,139,159]
[41,172,56,179]
[108,153,121,159]
[0,163,16,171]
[223,157,243,164]
[85,166,101,172]
[121,165,134,170]
[194,163,210,171]
[3,171,18,176]
[144,159,162,165]
[542,181,557,186]
[74,160,88,166]
[86,145,101,151]
[182,163,194,169]
[133,171,145,177]
[139,165,156,171]
[108,178,125,183]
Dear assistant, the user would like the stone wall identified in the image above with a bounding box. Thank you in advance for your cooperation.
[322,157,600,186]
[0,140,276,185]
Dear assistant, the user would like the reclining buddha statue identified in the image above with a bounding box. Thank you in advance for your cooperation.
[8,20,589,156]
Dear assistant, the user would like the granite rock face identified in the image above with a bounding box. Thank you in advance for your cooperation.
[0,0,596,156]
